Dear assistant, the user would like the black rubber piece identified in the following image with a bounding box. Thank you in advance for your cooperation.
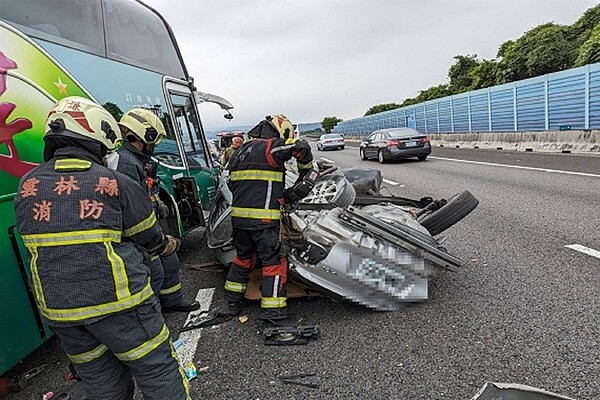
[419,190,479,236]
[329,175,356,208]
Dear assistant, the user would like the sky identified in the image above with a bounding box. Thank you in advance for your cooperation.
[142,0,598,132]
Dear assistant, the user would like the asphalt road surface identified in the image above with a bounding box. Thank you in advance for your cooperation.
[5,145,600,400]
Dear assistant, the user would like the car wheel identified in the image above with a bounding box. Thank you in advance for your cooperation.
[340,146,345,150]
[302,175,356,208]
[418,191,479,236]
[359,148,366,160]
[378,150,386,164]
[418,155,427,161]
[317,144,322,151]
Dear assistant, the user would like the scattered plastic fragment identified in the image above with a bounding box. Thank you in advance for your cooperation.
[188,261,224,272]
[42,392,54,400]
[198,366,209,373]
[278,373,319,389]
[472,382,575,399]
[471,258,479,264]
[264,325,319,346]
[181,308,232,332]
[173,337,185,350]
[238,315,249,323]
[184,362,197,381]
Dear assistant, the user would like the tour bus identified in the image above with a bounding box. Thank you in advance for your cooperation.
[0,0,227,375]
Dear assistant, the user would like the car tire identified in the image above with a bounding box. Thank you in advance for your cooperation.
[302,174,356,208]
[359,148,367,160]
[417,155,427,161]
[330,175,356,208]
[317,144,322,151]
[378,150,386,164]
[340,146,345,150]
[419,190,479,236]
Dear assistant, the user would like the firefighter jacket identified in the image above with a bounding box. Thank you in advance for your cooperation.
[227,137,313,230]
[14,146,168,326]
[106,142,159,202]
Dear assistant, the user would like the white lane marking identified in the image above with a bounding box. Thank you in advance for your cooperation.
[382,178,400,186]
[430,156,600,179]
[176,288,215,365]
[320,157,334,163]
[564,244,600,260]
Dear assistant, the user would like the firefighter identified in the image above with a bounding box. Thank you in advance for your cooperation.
[223,114,314,321]
[14,97,191,400]
[107,108,199,313]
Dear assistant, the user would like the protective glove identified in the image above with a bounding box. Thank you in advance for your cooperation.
[157,200,170,219]
[283,168,319,204]
[160,235,181,257]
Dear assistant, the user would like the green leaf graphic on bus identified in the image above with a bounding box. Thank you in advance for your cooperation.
[0,22,88,196]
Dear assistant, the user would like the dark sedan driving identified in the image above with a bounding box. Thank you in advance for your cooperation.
[359,127,431,163]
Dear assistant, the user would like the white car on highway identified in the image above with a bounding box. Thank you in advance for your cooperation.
[317,134,345,151]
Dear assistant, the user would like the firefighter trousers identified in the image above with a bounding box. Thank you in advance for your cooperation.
[52,300,190,400]
[146,255,164,297]
[224,226,288,320]
[158,253,185,307]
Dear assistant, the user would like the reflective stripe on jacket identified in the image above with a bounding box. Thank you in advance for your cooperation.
[14,146,165,325]
[227,137,313,230]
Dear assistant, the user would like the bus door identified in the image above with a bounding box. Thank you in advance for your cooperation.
[165,82,217,229]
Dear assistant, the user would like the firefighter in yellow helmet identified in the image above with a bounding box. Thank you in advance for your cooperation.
[14,97,190,399]
[107,108,199,313]
[223,114,314,322]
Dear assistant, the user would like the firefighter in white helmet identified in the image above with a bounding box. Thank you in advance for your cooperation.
[14,97,190,399]
[107,107,199,313]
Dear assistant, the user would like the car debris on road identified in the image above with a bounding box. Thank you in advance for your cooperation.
[206,160,479,311]
[470,382,576,400]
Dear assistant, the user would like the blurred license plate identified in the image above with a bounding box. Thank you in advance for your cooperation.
[404,141,417,147]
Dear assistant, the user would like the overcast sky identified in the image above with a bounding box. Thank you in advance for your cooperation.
[142,0,597,131]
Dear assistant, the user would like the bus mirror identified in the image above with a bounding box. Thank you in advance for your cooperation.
[224,111,234,120]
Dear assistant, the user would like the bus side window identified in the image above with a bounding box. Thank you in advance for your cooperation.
[154,113,184,168]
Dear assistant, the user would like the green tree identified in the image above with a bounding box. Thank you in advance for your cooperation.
[364,103,401,116]
[448,54,480,93]
[414,84,452,102]
[401,97,417,107]
[501,23,574,82]
[496,40,515,59]
[571,4,600,45]
[322,116,342,133]
[576,23,600,66]
[470,59,500,90]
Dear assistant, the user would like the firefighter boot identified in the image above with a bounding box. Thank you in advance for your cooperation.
[162,300,200,313]
[228,301,242,316]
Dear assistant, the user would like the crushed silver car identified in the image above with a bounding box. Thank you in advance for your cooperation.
[206,161,478,311]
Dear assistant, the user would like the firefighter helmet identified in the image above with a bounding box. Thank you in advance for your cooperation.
[45,96,121,150]
[267,114,294,139]
[119,108,166,145]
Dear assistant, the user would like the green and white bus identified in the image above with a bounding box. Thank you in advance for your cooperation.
[0,0,227,375]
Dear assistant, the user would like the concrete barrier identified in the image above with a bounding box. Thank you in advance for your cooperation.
[429,130,600,153]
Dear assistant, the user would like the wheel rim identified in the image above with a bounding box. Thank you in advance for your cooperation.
[360,149,364,159]
[302,179,338,204]
[378,151,383,163]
